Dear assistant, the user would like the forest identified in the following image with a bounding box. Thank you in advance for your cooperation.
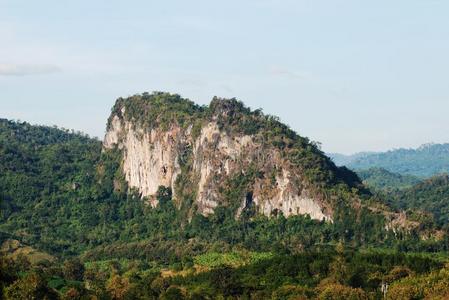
[1,95,449,299]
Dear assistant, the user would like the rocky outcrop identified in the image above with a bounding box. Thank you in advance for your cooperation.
[105,115,183,207]
[253,169,329,221]
[103,97,334,221]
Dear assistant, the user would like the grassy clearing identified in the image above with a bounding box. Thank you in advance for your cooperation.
[1,239,55,264]
[194,251,273,268]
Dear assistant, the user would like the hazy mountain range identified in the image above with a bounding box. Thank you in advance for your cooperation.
[329,143,449,178]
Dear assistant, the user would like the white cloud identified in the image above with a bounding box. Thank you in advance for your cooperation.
[0,64,61,76]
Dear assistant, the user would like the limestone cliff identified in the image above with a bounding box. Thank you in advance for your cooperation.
[103,92,366,221]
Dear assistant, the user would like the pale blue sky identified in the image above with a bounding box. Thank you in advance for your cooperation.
[1,0,448,154]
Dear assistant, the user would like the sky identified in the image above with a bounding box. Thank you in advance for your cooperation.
[1,0,448,154]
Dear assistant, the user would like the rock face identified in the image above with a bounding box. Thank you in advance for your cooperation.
[103,95,338,221]
[105,114,182,206]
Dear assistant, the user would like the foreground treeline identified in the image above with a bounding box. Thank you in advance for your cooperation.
[1,245,449,299]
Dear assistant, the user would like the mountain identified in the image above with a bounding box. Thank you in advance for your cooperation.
[356,168,421,191]
[103,92,367,221]
[330,143,449,178]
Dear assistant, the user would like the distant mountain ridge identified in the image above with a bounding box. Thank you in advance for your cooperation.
[329,143,449,178]
[328,152,377,167]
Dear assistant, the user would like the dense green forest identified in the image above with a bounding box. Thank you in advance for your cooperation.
[356,168,421,191]
[330,143,449,178]
[1,95,449,299]
[387,175,449,227]
[354,166,449,228]
[351,167,449,229]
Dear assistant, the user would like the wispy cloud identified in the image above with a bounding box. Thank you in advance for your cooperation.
[270,67,307,80]
[220,84,234,93]
[0,64,61,76]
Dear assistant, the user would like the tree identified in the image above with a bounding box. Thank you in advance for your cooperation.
[210,266,241,296]
[327,243,350,284]
[157,186,172,207]
[318,283,368,300]
[107,274,131,300]
[161,286,185,300]
[63,258,85,281]
[4,272,58,300]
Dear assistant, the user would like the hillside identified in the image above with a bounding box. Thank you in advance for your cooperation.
[1,93,448,299]
[330,143,449,178]
[356,168,421,191]
[390,174,449,226]
[0,118,102,254]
